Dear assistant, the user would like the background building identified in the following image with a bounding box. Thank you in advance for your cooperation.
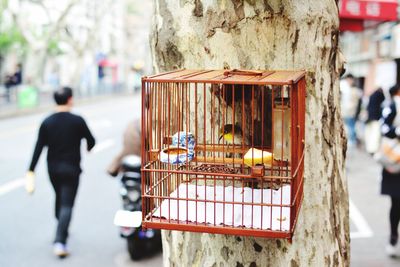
[339,0,399,95]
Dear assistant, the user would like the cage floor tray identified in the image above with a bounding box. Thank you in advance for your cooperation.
[153,184,291,231]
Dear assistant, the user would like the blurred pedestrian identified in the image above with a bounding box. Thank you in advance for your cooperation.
[379,84,400,257]
[107,119,141,177]
[340,74,362,148]
[365,87,385,154]
[4,63,23,102]
[26,86,95,258]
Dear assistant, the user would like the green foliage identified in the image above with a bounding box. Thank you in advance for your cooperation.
[47,38,63,56]
[0,0,27,55]
[0,27,26,54]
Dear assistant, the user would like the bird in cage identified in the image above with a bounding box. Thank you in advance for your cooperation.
[218,124,245,145]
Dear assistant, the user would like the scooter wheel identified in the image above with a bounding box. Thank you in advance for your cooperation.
[127,235,143,260]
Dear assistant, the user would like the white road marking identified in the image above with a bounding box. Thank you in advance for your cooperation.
[0,178,25,196]
[92,139,115,154]
[349,198,373,239]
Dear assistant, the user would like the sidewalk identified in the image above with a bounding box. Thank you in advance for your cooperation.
[0,89,136,119]
[0,90,53,119]
[347,146,400,266]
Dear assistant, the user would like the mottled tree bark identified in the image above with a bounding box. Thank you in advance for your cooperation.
[150,1,349,266]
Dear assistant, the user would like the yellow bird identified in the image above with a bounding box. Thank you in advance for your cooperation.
[218,124,244,145]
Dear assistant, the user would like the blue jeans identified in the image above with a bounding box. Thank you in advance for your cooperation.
[344,117,357,145]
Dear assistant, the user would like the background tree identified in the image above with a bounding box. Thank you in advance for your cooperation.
[10,0,81,86]
[0,0,26,82]
[0,0,151,94]
[151,1,349,266]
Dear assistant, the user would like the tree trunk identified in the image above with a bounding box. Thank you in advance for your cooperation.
[150,1,349,266]
[22,47,46,87]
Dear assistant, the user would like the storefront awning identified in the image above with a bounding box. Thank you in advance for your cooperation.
[339,0,398,31]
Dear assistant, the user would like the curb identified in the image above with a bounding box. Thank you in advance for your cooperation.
[0,92,138,120]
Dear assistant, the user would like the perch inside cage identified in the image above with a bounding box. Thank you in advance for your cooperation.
[141,69,305,239]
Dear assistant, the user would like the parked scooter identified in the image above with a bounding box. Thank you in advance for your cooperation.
[113,155,162,260]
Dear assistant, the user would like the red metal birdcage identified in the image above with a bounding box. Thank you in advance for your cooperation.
[141,69,305,239]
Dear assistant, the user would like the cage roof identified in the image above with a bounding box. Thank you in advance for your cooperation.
[144,69,306,85]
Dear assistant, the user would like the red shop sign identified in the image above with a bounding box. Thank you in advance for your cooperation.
[339,0,398,21]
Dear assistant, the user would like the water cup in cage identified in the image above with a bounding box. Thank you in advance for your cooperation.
[159,146,194,164]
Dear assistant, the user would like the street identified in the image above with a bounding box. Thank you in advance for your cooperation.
[347,147,400,267]
[1,93,400,267]
[0,94,162,267]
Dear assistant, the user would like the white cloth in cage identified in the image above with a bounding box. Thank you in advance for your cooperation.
[153,184,291,231]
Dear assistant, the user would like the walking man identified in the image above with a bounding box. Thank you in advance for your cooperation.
[26,86,95,257]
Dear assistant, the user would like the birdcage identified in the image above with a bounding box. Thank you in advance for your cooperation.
[141,69,305,240]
